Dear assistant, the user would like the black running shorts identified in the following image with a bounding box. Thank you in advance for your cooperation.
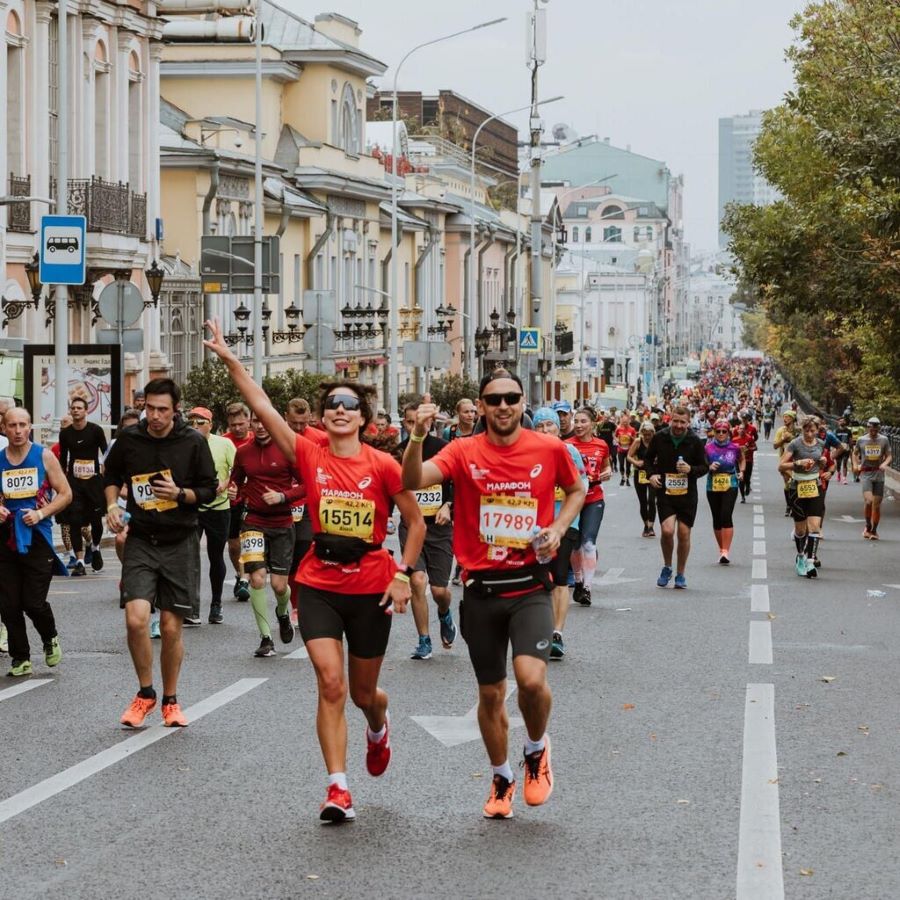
[297,585,392,659]
[788,483,826,521]
[239,525,295,576]
[228,503,245,540]
[459,584,553,685]
[398,520,454,588]
[122,531,200,614]
[550,526,580,587]
[655,495,698,529]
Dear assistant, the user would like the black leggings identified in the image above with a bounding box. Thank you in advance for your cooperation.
[70,515,103,553]
[707,488,738,530]
[0,534,57,661]
[197,507,230,609]
[618,451,631,480]
[634,480,657,525]
[741,459,754,497]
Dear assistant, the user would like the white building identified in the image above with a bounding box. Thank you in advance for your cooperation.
[1,0,163,384]
[687,251,743,353]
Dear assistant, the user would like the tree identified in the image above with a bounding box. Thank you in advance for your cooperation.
[427,373,481,416]
[723,0,900,418]
[261,369,330,417]
[182,359,242,432]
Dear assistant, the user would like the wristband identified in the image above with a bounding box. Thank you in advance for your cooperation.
[409,432,426,443]
[36,509,43,522]
[393,572,410,583]
[107,504,120,513]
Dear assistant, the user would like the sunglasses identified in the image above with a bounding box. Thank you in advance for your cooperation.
[324,394,361,412]
[481,392,523,407]
[714,428,730,434]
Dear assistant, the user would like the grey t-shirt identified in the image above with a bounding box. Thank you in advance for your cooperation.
[855,434,890,470]
[787,436,824,481]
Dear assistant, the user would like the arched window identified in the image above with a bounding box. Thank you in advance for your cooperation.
[584,227,592,243]
[6,10,25,178]
[572,226,579,243]
[601,204,622,218]
[339,82,360,154]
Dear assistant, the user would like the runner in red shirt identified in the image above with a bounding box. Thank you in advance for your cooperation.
[402,373,584,821]
[566,407,612,606]
[203,319,425,825]
[614,413,637,486]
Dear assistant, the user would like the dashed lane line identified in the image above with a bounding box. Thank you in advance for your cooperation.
[750,584,770,613]
[736,684,784,899]
[0,678,267,825]
[749,621,773,665]
[752,559,767,580]
[0,679,53,703]
[753,541,766,556]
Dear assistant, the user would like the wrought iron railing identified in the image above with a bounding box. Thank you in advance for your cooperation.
[49,176,147,236]
[555,330,574,355]
[7,173,31,232]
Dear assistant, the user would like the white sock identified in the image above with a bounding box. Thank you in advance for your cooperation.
[524,735,546,756]
[492,761,514,782]
[327,772,348,790]
[367,710,389,743]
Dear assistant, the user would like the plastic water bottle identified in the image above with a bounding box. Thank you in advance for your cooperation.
[532,528,552,564]
[122,511,131,524]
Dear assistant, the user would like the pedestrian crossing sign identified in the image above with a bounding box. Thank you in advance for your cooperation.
[519,327,540,353]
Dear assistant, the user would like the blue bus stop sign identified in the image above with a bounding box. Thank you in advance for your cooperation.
[39,215,87,286]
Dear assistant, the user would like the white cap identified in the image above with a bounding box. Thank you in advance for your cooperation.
[867,416,881,426]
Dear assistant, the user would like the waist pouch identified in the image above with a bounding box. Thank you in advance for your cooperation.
[464,564,552,597]
[312,532,382,564]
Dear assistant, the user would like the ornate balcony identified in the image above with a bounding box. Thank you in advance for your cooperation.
[7,173,32,232]
[50,177,147,237]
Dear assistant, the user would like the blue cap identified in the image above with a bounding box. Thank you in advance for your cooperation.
[552,400,572,413]
[532,407,560,428]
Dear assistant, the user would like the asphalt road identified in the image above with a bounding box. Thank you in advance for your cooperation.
[1,449,898,899]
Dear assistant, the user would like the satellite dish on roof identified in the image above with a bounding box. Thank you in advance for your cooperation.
[552,122,578,144]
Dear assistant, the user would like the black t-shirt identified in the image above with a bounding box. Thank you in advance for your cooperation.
[398,433,452,513]
[59,422,108,481]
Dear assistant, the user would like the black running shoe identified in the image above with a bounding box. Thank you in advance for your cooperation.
[208,603,224,624]
[572,583,592,606]
[277,612,294,645]
[91,547,104,571]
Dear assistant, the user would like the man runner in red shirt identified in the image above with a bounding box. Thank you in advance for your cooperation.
[402,373,584,820]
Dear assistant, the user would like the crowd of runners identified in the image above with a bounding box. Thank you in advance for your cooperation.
[0,337,894,823]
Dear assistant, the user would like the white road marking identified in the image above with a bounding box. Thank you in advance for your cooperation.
[753,527,766,540]
[750,584,770,613]
[282,645,309,660]
[736,683,784,899]
[753,505,764,514]
[752,559,767,580]
[0,679,53,703]
[749,621,773,664]
[752,495,762,501]
[592,567,640,587]
[753,541,766,556]
[753,515,765,526]
[0,678,266,824]
[413,684,522,747]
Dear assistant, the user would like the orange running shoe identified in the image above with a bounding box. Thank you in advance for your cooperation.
[120,695,157,728]
[162,701,188,727]
[522,735,554,806]
[320,784,356,823]
[483,774,516,819]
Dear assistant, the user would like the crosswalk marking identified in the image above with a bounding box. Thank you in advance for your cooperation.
[0,679,53,703]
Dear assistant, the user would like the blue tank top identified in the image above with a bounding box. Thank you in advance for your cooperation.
[0,442,55,551]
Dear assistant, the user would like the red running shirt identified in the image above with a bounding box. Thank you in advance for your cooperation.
[293,433,402,594]
[430,430,579,573]
[565,436,610,504]
[615,425,637,451]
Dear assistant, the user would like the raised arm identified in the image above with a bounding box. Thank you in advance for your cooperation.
[401,393,446,490]
[203,318,296,462]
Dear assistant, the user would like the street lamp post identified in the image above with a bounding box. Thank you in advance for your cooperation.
[465,95,562,383]
[389,17,506,419]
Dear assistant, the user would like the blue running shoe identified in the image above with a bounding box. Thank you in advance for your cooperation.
[411,635,433,660]
[438,610,457,649]
[794,555,808,577]
[657,565,672,588]
[673,573,687,589]
[66,555,77,570]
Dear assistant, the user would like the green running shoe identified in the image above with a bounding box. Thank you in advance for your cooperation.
[44,636,62,667]
[7,658,32,677]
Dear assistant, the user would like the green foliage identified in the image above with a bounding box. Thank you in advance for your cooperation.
[723,0,900,418]
[261,369,330,417]
[182,359,242,432]
[427,373,481,416]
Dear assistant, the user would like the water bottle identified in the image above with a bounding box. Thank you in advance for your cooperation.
[531,528,552,564]
[122,511,131,524]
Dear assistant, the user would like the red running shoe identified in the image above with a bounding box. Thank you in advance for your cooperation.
[320,784,356,823]
[366,720,391,777]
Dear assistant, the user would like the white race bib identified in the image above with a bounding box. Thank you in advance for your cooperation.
[414,486,443,517]
[479,495,538,549]
[240,530,265,564]
[73,459,95,479]
[863,444,882,461]
[131,470,178,512]
[665,473,688,496]
[1,467,39,499]
[291,504,305,524]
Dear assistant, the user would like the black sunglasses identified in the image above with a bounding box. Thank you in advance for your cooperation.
[324,394,361,412]
[481,392,523,407]
[714,428,730,433]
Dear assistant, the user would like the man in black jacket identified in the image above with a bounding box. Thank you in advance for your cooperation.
[644,406,709,590]
[104,378,217,728]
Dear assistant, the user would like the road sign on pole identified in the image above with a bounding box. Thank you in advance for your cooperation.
[519,327,540,353]
[39,215,86,286]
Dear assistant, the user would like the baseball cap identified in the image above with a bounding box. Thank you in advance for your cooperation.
[650,412,660,421]
[532,407,560,428]
[867,416,881,426]
[188,406,213,421]
[552,400,572,413]
[783,410,797,420]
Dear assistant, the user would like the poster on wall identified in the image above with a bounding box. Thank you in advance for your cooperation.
[24,344,123,427]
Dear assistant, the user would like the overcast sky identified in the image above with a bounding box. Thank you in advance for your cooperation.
[287,0,808,252]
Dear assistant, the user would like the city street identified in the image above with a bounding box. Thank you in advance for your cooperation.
[1,453,898,899]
